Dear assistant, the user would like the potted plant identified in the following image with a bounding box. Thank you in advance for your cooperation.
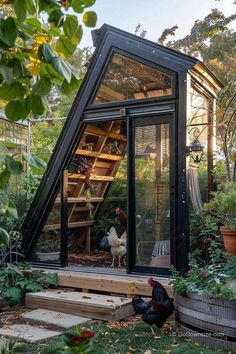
[204,183,236,255]
[171,246,236,350]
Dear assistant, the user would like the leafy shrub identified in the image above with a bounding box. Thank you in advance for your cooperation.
[205,182,236,230]
[0,263,57,306]
[171,246,236,300]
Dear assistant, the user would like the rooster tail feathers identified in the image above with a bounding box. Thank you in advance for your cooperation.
[132,296,150,314]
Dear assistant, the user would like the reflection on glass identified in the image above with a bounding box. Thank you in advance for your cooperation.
[93,53,173,104]
[31,197,61,263]
[135,123,170,268]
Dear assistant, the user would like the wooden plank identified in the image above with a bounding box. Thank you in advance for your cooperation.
[43,220,95,231]
[55,197,104,204]
[75,149,122,161]
[36,269,173,297]
[74,207,90,212]
[85,227,91,253]
[68,173,114,182]
[85,125,127,142]
[95,160,112,168]
[26,290,134,321]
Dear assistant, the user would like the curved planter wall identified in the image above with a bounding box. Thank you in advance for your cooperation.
[175,292,236,350]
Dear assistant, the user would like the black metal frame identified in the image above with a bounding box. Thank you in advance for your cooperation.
[21,24,222,275]
[128,114,175,276]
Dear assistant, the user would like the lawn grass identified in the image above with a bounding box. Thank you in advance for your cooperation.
[14,322,229,354]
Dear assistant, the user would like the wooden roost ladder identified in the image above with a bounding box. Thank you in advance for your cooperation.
[44,121,127,253]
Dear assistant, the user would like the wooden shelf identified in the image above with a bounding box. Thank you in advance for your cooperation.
[43,220,95,231]
[68,173,114,182]
[55,197,104,204]
[85,125,127,142]
[75,149,122,161]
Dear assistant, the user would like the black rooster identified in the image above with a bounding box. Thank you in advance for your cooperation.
[132,277,174,334]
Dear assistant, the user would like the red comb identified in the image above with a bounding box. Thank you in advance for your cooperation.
[115,207,120,213]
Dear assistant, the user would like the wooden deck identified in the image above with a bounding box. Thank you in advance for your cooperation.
[39,268,173,298]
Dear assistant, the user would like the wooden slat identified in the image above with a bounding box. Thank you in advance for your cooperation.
[95,160,112,168]
[75,149,122,161]
[55,197,104,204]
[85,125,127,142]
[26,290,134,321]
[68,173,114,181]
[43,220,95,231]
[74,207,90,212]
[37,269,173,298]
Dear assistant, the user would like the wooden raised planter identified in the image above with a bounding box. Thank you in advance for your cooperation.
[175,292,236,350]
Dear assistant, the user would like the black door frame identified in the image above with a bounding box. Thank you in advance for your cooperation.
[127,113,175,276]
[61,106,177,275]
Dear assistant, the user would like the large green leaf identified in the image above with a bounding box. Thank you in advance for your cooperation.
[26,18,42,31]
[0,228,9,248]
[83,11,97,27]
[38,44,55,63]
[0,18,17,48]
[2,138,19,149]
[51,57,71,83]
[32,78,52,96]
[0,170,10,189]
[43,272,58,286]
[48,9,64,27]
[56,35,77,58]
[6,200,18,219]
[71,0,96,13]
[0,82,27,101]
[63,15,78,38]
[59,75,82,95]
[26,0,37,14]
[22,151,46,169]
[5,100,29,121]
[3,287,23,306]
[30,95,45,116]
[0,142,9,156]
[13,0,27,24]
[83,0,96,7]
[72,25,83,45]
[71,0,84,13]
[5,156,22,176]
[0,66,13,85]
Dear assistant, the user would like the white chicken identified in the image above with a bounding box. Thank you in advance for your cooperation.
[107,226,127,268]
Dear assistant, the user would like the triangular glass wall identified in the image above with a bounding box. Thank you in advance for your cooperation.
[92,53,173,104]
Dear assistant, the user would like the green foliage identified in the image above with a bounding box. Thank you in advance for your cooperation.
[0,0,97,121]
[14,322,228,354]
[0,338,17,354]
[205,182,236,230]
[0,263,57,306]
[189,210,220,255]
[158,8,236,180]
[59,326,95,354]
[171,245,236,300]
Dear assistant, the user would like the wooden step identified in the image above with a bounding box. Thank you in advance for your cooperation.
[85,125,127,142]
[55,197,104,204]
[43,220,95,231]
[75,149,122,161]
[37,269,173,298]
[68,173,114,181]
[26,290,134,321]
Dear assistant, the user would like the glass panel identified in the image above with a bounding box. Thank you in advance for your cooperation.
[135,123,170,268]
[66,119,127,270]
[93,53,173,104]
[30,192,61,263]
